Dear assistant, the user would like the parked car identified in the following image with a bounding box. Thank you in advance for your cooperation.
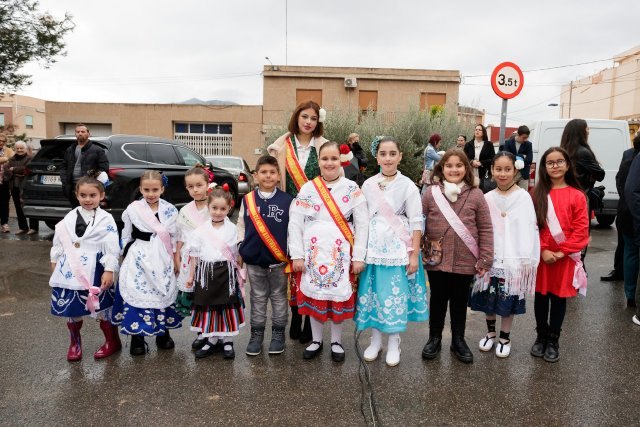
[527,119,630,226]
[205,155,255,201]
[23,135,238,229]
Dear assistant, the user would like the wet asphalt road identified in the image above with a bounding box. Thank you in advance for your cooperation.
[1,211,639,426]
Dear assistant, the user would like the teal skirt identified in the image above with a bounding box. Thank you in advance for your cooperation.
[355,258,429,333]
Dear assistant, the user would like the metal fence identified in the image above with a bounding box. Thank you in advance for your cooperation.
[175,133,232,156]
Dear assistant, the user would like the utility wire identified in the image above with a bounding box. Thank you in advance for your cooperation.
[463,57,613,78]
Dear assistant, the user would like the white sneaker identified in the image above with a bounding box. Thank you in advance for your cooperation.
[495,339,511,358]
[479,334,495,351]
[385,335,401,367]
[364,342,382,361]
[633,315,640,326]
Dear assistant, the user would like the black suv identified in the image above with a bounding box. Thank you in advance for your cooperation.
[23,135,238,229]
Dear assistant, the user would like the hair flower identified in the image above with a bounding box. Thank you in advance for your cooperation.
[318,108,327,123]
[370,135,384,157]
[515,156,525,170]
[207,182,218,194]
[339,144,354,166]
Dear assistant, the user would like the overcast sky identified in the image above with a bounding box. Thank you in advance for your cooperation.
[18,0,640,125]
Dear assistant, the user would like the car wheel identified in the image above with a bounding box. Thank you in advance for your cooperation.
[45,220,58,230]
[595,214,615,227]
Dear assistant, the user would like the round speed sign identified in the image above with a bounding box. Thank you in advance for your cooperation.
[491,62,524,99]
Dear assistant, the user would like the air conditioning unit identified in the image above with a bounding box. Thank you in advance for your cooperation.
[344,77,358,88]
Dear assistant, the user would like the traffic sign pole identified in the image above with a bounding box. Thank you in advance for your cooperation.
[499,98,508,146]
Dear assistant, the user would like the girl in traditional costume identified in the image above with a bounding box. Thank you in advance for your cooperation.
[112,170,182,356]
[531,147,589,363]
[186,187,245,360]
[267,100,328,344]
[175,165,214,351]
[288,141,368,362]
[355,137,428,366]
[49,177,121,361]
[470,152,539,358]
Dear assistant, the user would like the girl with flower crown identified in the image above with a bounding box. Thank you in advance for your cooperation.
[355,136,428,367]
[267,100,328,344]
[469,152,540,358]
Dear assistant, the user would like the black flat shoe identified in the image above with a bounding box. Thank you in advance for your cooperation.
[450,336,473,363]
[156,331,175,350]
[195,340,223,359]
[222,342,235,359]
[191,336,208,351]
[130,335,148,356]
[600,270,623,281]
[421,336,442,360]
[330,342,345,362]
[303,341,323,360]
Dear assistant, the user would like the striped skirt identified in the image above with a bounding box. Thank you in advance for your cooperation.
[190,301,245,337]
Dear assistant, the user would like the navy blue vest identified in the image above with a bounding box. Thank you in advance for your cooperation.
[239,189,293,268]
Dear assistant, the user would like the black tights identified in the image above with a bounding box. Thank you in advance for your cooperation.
[534,292,566,334]
[427,270,474,336]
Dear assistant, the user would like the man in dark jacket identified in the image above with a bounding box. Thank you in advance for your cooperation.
[624,135,640,323]
[503,125,533,189]
[59,124,109,207]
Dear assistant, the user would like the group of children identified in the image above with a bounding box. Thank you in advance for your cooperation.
[49,101,590,367]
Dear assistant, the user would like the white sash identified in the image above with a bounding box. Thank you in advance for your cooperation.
[371,177,413,253]
[132,200,173,256]
[431,185,479,258]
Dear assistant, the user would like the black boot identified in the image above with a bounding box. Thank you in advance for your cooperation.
[530,327,547,358]
[156,330,175,350]
[130,335,147,356]
[421,330,442,360]
[544,331,560,363]
[289,306,302,340]
[450,335,473,363]
[299,315,312,344]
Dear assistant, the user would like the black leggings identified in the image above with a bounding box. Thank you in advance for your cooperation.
[427,270,474,336]
[534,292,567,334]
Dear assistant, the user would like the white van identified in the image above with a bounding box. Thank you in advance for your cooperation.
[527,119,631,226]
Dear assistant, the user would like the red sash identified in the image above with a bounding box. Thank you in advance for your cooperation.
[285,135,308,191]
[311,177,354,248]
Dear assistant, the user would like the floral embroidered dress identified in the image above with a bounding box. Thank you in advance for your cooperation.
[469,188,540,316]
[288,177,368,322]
[50,207,120,318]
[174,201,209,315]
[355,172,429,333]
[112,199,183,336]
[188,218,245,337]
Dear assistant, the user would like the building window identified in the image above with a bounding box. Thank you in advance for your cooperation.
[296,89,322,107]
[420,93,447,110]
[24,115,33,129]
[0,113,4,127]
[358,91,378,119]
[174,122,232,156]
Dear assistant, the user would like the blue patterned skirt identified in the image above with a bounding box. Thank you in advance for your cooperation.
[355,259,429,333]
[50,286,115,318]
[112,284,183,336]
[469,276,526,316]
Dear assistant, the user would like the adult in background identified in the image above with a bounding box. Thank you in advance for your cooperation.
[617,134,640,308]
[347,133,368,172]
[267,100,328,345]
[4,141,38,234]
[456,135,467,149]
[0,134,15,232]
[559,119,605,215]
[59,124,109,208]
[601,139,637,282]
[464,124,495,193]
[421,133,442,190]
[503,125,534,190]
[624,139,640,325]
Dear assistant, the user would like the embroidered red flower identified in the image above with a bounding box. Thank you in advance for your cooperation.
[319,265,328,275]
[335,239,342,246]
[313,204,321,211]
[342,195,349,203]
[311,237,317,244]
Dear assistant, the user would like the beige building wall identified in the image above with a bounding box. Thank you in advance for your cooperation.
[44,102,264,162]
[0,93,47,145]
[560,46,640,129]
[263,65,460,129]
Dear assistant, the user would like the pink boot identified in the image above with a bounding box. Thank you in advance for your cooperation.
[94,320,122,359]
[66,320,83,362]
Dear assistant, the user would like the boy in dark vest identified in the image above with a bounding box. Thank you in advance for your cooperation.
[237,156,293,355]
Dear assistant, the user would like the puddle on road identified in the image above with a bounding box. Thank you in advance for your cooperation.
[0,268,51,302]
